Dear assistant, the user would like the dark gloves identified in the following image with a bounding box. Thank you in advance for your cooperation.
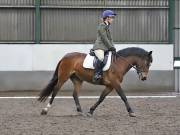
[109,47,116,55]
[109,47,116,52]
[89,49,95,56]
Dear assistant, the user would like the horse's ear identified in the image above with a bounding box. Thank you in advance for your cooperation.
[148,51,153,56]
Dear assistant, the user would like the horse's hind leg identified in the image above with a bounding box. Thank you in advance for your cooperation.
[41,73,70,115]
[70,74,83,113]
[41,81,64,115]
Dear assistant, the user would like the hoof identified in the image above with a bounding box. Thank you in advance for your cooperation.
[77,108,82,113]
[129,112,136,117]
[77,112,86,117]
[41,109,48,115]
[86,112,93,117]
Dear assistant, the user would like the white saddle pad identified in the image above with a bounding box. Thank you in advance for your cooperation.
[83,52,112,71]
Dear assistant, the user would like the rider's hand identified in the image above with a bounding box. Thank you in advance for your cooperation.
[109,47,116,52]
[109,47,116,55]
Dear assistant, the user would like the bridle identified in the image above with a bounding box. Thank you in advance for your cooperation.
[112,53,144,76]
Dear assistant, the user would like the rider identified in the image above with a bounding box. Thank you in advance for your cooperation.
[92,10,117,82]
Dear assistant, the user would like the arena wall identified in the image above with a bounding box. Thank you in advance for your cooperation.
[0,44,173,92]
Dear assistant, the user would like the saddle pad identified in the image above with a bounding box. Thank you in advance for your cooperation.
[83,52,112,71]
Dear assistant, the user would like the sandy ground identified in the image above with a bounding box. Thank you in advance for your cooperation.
[0,95,180,135]
[0,90,176,96]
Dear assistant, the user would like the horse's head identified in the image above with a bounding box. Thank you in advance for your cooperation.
[136,51,153,81]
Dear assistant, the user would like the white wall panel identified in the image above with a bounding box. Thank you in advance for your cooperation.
[0,45,32,71]
[0,44,173,71]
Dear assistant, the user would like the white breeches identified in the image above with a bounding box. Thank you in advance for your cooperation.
[94,49,104,62]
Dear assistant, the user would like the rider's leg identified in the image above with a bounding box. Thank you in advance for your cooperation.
[94,49,104,62]
[93,49,105,81]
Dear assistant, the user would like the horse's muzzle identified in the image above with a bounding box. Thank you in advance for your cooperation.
[139,72,148,81]
[141,76,147,81]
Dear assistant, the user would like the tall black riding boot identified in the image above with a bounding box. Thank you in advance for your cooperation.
[93,60,105,82]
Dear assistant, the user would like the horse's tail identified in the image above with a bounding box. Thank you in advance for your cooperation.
[38,60,61,102]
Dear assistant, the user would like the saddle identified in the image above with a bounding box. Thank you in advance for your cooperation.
[83,50,112,71]
[92,51,109,68]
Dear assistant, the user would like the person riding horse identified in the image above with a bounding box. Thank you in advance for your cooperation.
[92,10,117,82]
[38,10,153,117]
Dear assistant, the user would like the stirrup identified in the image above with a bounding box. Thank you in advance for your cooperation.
[92,74,102,82]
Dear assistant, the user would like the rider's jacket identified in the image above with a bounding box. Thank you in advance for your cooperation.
[93,23,114,51]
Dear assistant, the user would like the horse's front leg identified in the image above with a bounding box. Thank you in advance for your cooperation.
[114,83,136,117]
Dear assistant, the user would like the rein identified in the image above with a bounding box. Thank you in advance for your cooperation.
[113,53,143,74]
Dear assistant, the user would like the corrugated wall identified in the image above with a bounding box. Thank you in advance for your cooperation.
[0,9,34,42]
[0,0,34,5]
[0,0,35,42]
[0,0,170,43]
[174,0,180,57]
[41,0,168,7]
[40,0,168,43]
[113,8,168,42]
[174,0,180,92]
[41,8,168,43]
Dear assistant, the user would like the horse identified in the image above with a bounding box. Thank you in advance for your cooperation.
[38,47,153,117]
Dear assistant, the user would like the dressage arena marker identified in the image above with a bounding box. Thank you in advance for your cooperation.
[0,96,177,99]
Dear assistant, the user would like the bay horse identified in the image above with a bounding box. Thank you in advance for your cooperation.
[38,47,153,117]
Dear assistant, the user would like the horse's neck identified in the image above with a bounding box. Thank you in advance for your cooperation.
[127,56,139,65]
[119,56,139,75]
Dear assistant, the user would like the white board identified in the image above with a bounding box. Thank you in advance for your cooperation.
[174,61,180,68]
[0,44,173,71]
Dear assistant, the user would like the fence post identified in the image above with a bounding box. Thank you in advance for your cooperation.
[168,0,175,44]
[174,57,180,93]
[35,0,41,44]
